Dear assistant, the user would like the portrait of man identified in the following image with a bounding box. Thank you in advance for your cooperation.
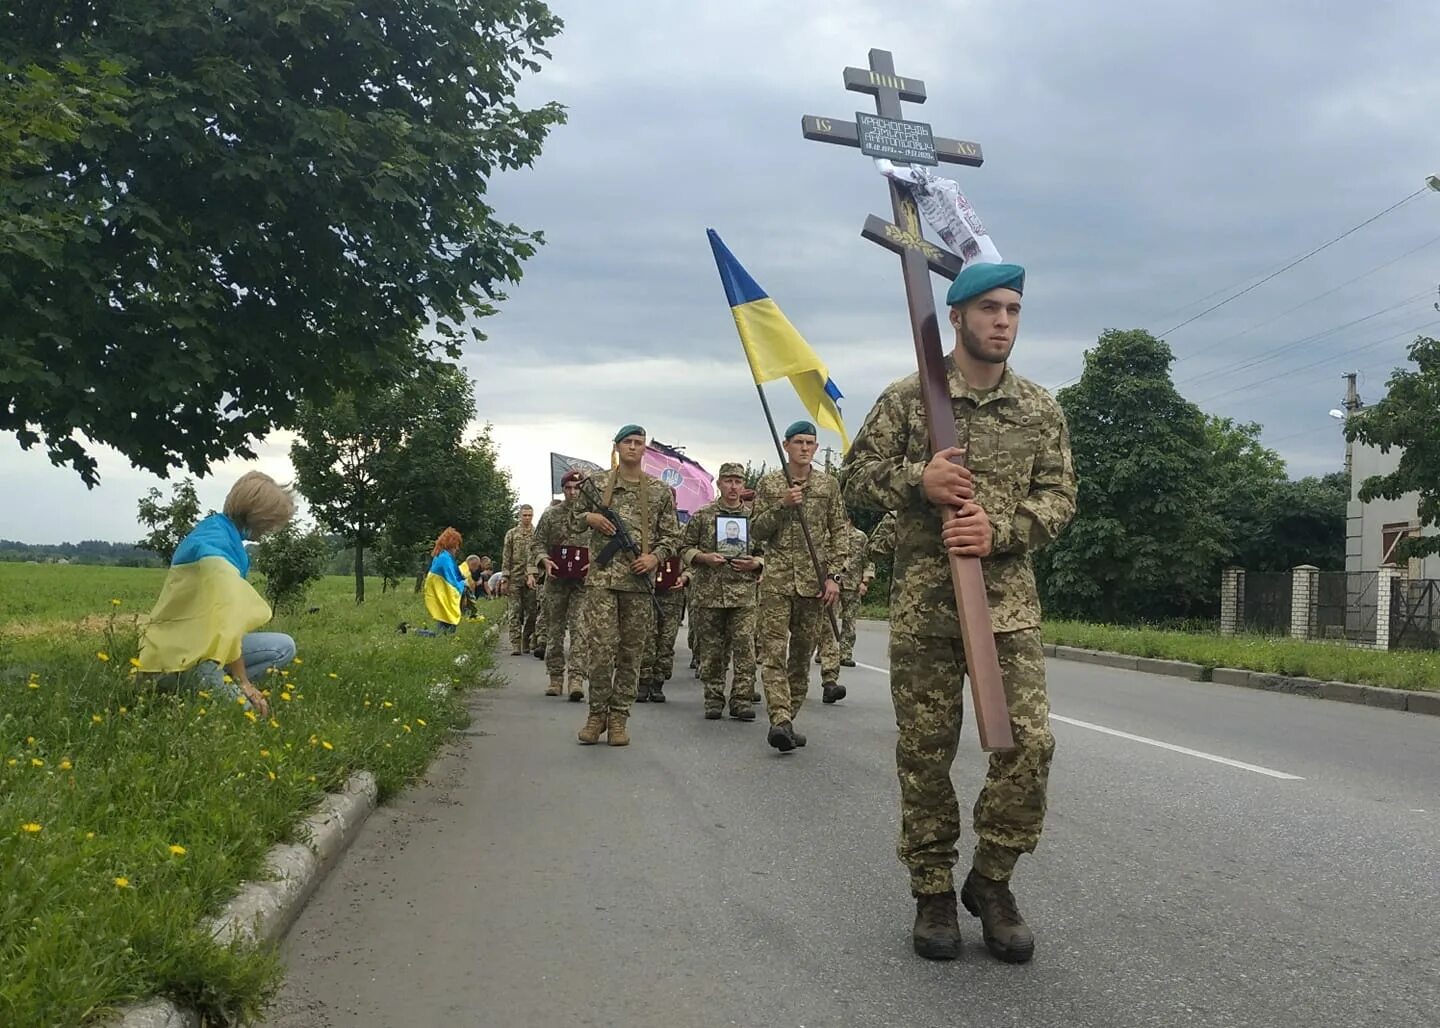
[716,515,748,558]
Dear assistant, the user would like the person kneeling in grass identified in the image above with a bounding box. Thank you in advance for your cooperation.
[417,527,466,636]
[138,471,298,717]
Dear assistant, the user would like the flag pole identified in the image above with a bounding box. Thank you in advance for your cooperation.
[752,380,843,642]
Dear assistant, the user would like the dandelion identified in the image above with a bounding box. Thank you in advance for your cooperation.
[85,832,95,840]
[118,706,127,714]
[321,740,334,751]
[282,670,291,678]
[96,652,110,662]
[416,718,427,727]
[244,710,257,723]
[259,748,271,758]
[26,737,35,746]
[197,690,211,699]
[382,701,394,709]
[267,770,277,781]
[59,759,73,771]
[31,758,44,768]
[293,658,303,665]
[111,598,121,607]
[401,724,412,734]
[269,718,280,729]
[327,673,338,679]
[223,674,233,683]
[129,657,141,667]
[27,680,39,690]
[308,775,316,782]
[308,734,318,746]
[168,844,187,857]
[197,708,207,716]
[363,699,371,707]
[20,822,42,834]
[6,759,17,767]
[113,877,130,889]
[91,713,104,724]
[280,692,292,702]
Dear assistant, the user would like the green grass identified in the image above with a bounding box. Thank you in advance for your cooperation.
[0,567,504,1027]
[1041,620,1440,691]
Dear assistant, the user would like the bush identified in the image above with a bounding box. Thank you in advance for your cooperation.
[253,525,330,612]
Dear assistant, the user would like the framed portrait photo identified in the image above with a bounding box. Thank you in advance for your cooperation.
[715,515,749,558]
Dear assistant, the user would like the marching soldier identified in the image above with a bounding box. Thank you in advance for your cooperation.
[570,425,682,747]
[815,517,871,688]
[501,504,539,656]
[681,462,763,720]
[639,553,688,703]
[750,421,848,752]
[841,262,1076,965]
[532,474,589,700]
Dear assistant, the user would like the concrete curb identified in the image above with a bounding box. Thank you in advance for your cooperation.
[106,771,380,1028]
[1044,646,1439,718]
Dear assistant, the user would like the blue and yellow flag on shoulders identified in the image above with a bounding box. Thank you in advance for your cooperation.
[706,229,850,451]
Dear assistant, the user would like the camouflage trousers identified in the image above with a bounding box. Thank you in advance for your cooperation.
[582,588,655,715]
[641,591,686,686]
[890,628,1055,895]
[816,589,861,679]
[533,582,548,647]
[757,589,827,726]
[507,583,539,650]
[543,578,587,679]
[691,604,757,713]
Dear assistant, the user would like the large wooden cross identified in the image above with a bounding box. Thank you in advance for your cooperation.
[803,49,1014,751]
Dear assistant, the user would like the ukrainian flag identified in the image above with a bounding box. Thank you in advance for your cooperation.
[424,550,466,627]
[707,229,850,450]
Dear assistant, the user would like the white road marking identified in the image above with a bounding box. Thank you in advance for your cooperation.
[850,658,1304,781]
[1049,715,1305,780]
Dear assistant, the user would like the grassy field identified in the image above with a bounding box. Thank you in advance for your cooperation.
[0,564,503,1027]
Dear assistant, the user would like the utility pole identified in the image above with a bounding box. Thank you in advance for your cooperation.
[818,444,837,474]
[1342,371,1361,480]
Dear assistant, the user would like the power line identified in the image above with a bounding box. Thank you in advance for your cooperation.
[1175,292,1430,388]
[1172,232,1440,366]
[1192,317,1440,407]
[1154,186,1430,337]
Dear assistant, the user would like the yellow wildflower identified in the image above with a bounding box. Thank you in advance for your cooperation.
[168,844,186,857]
[26,737,35,746]
[91,714,103,724]
[31,758,44,768]
[382,701,393,709]
[267,770,277,781]
[280,692,292,702]
[111,598,121,606]
[292,658,303,665]
[27,681,38,690]
[21,822,42,834]
[197,690,211,699]
[6,759,16,767]
[244,710,257,723]
[327,673,338,679]
[269,718,281,729]
[118,706,127,714]
[416,718,427,727]
[401,724,412,733]
[96,651,110,662]
[197,707,207,716]
[59,759,73,771]
[259,748,271,758]
[85,832,95,840]
[129,657,141,667]
[321,740,334,751]
[113,877,130,888]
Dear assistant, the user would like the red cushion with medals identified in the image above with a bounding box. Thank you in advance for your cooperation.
[549,545,589,580]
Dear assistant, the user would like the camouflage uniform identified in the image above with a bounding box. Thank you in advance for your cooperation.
[532,497,589,684]
[841,358,1077,894]
[640,558,688,699]
[750,467,848,727]
[571,470,681,717]
[816,524,871,677]
[501,523,539,652]
[681,496,764,716]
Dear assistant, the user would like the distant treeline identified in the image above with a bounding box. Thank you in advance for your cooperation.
[0,539,164,567]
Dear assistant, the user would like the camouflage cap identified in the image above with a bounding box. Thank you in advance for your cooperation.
[717,462,745,479]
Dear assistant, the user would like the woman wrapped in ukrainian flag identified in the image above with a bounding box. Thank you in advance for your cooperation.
[420,527,467,635]
[138,471,298,716]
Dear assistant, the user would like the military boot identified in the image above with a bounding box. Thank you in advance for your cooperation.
[912,891,962,961]
[567,674,586,702]
[533,644,546,660]
[636,681,652,703]
[650,682,666,703]
[606,711,630,746]
[577,710,607,745]
[960,869,1035,964]
[545,675,563,697]
[766,720,797,752]
[822,682,846,704]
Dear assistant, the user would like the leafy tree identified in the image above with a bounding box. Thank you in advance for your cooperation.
[252,523,329,612]
[1203,416,1287,571]
[1260,472,1348,571]
[2,0,565,486]
[1345,336,1440,559]
[1038,329,1227,622]
[291,361,514,602]
[135,478,200,564]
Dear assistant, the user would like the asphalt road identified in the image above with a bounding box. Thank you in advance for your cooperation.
[262,619,1440,1028]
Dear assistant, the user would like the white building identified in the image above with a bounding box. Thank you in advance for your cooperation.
[1345,440,1440,580]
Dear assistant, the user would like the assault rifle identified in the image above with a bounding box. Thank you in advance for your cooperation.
[576,475,663,617]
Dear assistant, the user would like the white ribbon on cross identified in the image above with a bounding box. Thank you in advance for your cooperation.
[874,158,1003,270]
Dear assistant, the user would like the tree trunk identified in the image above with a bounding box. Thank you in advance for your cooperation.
[354,543,366,603]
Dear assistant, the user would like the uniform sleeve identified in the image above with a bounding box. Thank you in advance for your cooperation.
[681,509,706,567]
[651,484,682,564]
[750,476,785,542]
[992,403,1078,556]
[500,529,514,574]
[841,387,926,513]
[530,510,554,570]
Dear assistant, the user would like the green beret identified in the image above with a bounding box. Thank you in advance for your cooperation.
[717,462,746,478]
[784,420,817,440]
[946,262,1025,307]
[613,424,646,444]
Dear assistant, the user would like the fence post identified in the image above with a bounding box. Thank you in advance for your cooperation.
[1220,567,1244,636]
[1375,565,1402,651]
[1289,565,1319,639]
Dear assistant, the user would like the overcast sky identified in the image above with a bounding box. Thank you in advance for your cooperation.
[4,0,1439,544]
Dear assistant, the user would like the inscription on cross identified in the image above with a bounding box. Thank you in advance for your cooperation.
[802,48,1014,752]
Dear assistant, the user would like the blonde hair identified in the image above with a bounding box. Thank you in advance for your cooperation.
[223,471,295,539]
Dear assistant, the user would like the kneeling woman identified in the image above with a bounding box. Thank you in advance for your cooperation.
[421,527,467,635]
[138,471,298,716]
